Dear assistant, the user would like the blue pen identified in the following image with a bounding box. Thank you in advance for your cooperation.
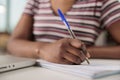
[57,9,90,64]
[57,9,76,39]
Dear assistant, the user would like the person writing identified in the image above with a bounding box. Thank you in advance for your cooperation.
[7,0,120,65]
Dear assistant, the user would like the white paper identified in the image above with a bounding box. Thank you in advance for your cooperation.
[36,59,120,79]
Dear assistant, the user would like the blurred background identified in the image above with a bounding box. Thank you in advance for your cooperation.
[0,0,119,53]
[0,0,26,52]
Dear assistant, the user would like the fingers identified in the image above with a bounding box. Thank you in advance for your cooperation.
[65,46,83,60]
[61,59,73,65]
[69,39,82,48]
[66,45,80,56]
[62,51,82,64]
[57,38,90,64]
[69,39,91,59]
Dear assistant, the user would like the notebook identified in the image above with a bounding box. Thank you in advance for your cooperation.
[37,59,120,79]
[0,55,36,73]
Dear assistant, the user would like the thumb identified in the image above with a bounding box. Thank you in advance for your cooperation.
[69,39,82,48]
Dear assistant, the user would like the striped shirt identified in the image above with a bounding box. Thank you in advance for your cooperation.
[23,0,120,46]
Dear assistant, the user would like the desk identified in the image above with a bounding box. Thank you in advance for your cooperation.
[0,59,120,80]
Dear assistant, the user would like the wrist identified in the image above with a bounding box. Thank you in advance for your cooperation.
[34,42,51,59]
[34,48,40,59]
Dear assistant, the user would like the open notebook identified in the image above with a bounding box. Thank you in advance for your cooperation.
[37,59,120,79]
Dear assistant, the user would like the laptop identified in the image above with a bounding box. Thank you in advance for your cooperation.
[0,54,36,73]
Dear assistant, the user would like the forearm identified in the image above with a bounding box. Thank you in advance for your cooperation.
[88,45,120,59]
[7,39,49,59]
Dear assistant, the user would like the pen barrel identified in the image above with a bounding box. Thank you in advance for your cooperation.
[81,43,88,55]
[68,29,76,39]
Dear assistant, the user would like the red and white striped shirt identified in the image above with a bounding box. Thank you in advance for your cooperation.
[23,0,120,46]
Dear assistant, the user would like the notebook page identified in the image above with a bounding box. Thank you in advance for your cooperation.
[36,59,120,79]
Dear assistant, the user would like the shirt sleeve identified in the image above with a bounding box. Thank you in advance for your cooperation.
[100,0,120,29]
[23,0,35,16]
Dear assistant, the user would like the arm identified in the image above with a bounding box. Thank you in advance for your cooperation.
[7,14,89,64]
[7,14,46,58]
[88,21,120,59]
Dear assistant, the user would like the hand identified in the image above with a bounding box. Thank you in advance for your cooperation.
[39,38,90,64]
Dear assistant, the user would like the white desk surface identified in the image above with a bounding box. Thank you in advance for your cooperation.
[0,59,120,80]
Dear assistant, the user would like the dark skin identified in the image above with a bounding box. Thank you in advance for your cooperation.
[89,20,120,59]
[7,0,120,65]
